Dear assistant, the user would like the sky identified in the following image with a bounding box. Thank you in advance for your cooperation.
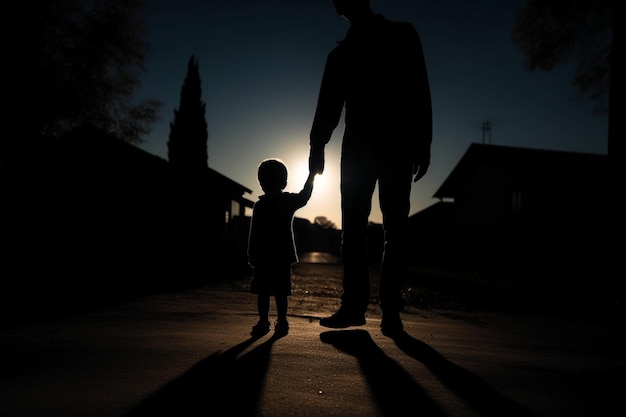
[134,0,608,227]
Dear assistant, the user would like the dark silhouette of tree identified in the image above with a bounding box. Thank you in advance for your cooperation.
[1,0,162,159]
[512,0,620,162]
[165,55,211,280]
[167,55,209,171]
[314,216,337,230]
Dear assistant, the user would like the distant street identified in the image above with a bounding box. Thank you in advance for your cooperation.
[299,252,341,264]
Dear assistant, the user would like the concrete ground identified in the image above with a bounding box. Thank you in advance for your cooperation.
[0,273,622,417]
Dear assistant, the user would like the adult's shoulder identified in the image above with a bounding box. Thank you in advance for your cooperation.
[327,39,348,61]
[381,18,421,47]
[383,17,418,35]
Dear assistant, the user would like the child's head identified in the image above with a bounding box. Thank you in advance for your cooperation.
[258,158,288,192]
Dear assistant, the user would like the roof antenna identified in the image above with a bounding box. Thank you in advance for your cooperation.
[481,121,492,144]
[469,118,498,144]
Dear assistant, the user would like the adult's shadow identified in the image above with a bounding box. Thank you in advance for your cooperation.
[320,329,447,417]
[125,332,285,416]
[390,331,536,417]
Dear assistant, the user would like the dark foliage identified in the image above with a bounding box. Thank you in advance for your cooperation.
[1,0,162,162]
[512,0,613,113]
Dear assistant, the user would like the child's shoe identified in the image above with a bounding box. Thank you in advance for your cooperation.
[251,320,270,337]
[274,319,289,336]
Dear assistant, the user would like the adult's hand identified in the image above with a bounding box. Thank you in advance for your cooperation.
[309,145,325,175]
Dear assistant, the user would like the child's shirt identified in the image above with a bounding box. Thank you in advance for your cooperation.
[247,187,313,267]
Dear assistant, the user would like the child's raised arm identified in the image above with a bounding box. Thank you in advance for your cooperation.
[298,170,316,202]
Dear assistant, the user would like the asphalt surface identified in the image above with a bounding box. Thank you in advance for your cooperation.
[0,272,622,417]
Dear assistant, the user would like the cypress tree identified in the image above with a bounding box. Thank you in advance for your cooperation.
[167,55,209,170]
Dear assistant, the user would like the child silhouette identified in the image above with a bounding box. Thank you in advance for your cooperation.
[247,158,315,337]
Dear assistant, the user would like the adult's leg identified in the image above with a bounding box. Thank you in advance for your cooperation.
[377,159,412,316]
[339,140,377,315]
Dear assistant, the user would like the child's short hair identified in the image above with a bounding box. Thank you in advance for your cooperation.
[258,158,288,191]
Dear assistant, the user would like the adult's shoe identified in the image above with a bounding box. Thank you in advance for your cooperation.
[319,309,366,328]
[380,313,404,337]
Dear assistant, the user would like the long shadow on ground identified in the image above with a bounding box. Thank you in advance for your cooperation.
[124,333,283,416]
[390,331,536,417]
[321,329,537,417]
[320,329,448,417]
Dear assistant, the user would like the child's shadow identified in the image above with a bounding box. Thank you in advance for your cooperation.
[125,333,284,416]
[320,329,447,417]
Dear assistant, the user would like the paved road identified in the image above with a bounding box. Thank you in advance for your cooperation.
[0,283,622,417]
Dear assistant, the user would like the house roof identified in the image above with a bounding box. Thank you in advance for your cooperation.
[408,200,455,231]
[204,165,253,196]
[60,124,253,204]
[56,123,170,173]
[433,142,608,200]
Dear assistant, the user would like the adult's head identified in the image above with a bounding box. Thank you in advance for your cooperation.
[332,0,373,22]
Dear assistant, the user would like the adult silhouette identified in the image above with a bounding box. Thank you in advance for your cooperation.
[309,0,432,336]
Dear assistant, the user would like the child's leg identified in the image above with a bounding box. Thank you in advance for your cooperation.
[275,295,288,323]
[251,294,271,337]
[258,294,270,322]
[274,295,289,335]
